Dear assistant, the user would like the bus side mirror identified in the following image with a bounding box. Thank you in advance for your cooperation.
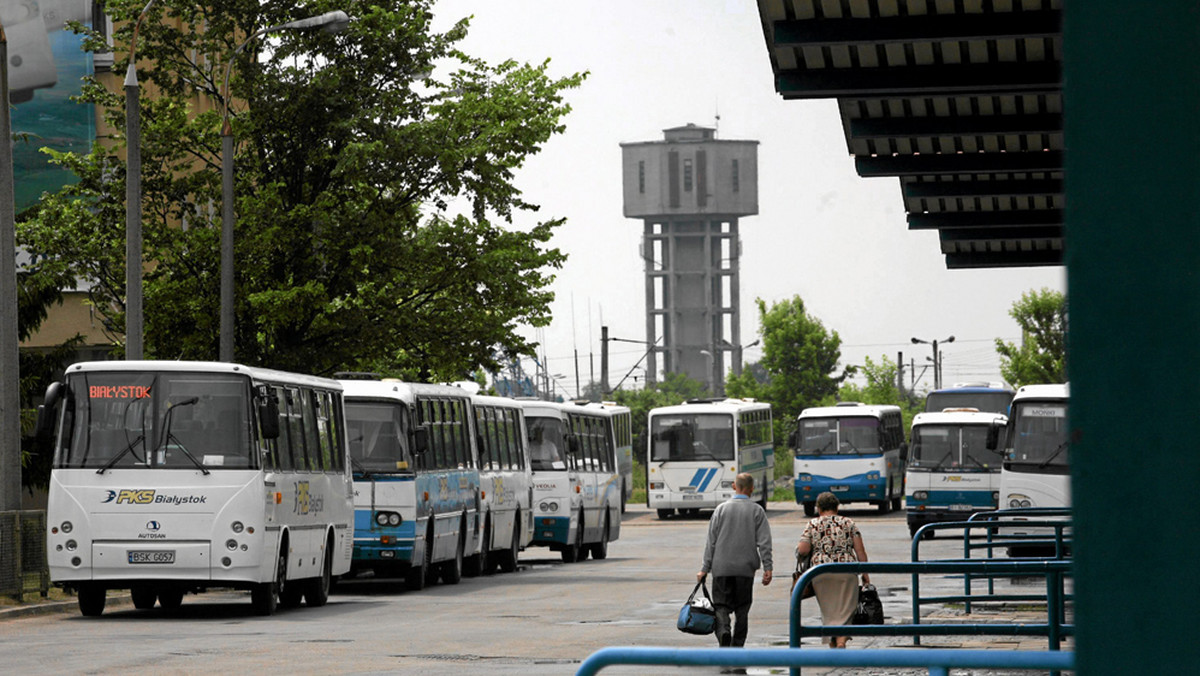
[257,390,280,440]
[900,442,909,461]
[411,426,430,455]
[986,421,1002,451]
[737,428,746,444]
[34,381,66,440]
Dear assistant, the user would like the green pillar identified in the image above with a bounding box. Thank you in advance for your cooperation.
[1065,2,1200,672]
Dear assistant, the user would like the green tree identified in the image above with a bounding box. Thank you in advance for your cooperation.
[19,0,583,380]
[837,355,922,438]
[995,288,1068,387]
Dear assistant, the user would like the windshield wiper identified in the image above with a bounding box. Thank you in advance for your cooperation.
[1038,440,1069,468]
[154,397,209,475]
[97,433,146,475]
[349,454,373,480]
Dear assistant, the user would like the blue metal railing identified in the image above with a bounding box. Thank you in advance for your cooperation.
[789,560,1073,674]
[575,646,1074,676]
[910,519,1073,617]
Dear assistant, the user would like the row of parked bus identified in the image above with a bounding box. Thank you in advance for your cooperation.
[34,361,632,617]
[786,383,1071,537]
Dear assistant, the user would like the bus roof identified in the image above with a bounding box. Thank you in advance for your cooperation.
[339,379,469,403]
[797,403,901,419]
[471,394,526,410]
[648,398,771,417]
[1012,383,1069,401]
[67,360,343,390]
[930,384,1014,394]
[568,401,631,416]
[912,410,1008,427]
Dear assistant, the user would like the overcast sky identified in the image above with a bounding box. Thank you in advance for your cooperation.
[431,0,1066,396]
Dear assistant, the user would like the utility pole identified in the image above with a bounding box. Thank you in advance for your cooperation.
[897,351,905,398]
[600,326,610,395]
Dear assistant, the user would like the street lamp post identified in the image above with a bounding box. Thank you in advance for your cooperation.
[699,349,716,395]
[0,18,22,511]
[124,0,158,360]
[219,10,350,362]
[911,335,955,389]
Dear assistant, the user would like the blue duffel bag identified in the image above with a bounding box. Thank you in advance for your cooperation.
[677,580,717,635]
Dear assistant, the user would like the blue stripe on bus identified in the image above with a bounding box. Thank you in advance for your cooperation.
[697,468,718,492]
[689,469,707,487]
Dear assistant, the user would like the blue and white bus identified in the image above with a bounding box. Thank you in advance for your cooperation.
[340,379,481,590]
[471,394,533,574]
[39,361,354,616]
[582,401,633,512]
[994,384,1070,510]
[521,401,623,562]
[924,382,1014,415]
[646,398,774,519]
[905,408,1007,537]
[792,403,906,516]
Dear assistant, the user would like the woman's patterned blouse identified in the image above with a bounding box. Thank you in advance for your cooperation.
[800,514,862,565]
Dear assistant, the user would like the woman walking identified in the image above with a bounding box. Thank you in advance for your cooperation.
[796,491,870,648]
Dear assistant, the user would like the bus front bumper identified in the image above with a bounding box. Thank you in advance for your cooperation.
[530,515,570,546]
[794,476,887,504]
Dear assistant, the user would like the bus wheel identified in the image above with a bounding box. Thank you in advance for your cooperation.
[877,500,891,514]
[498,517,520,573]
[158,588,184,611]
[279,544,304,608]
[131,585,157,610]
[405,524,434,591]
[252,547,286,616]
[656,509,674,520]
[469,518,492,577]
[590,515,610,560]
[562,512,584,563]
[891,496,903,512]
[803,501,816,517]
[78,584,106,617]
[620,481,627,514]
[305,541,333,607]
[440,522,465,585]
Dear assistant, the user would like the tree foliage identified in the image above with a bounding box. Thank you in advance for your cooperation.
[995,288,1068,387]
[726,296,850,427]
[18,0,584,379]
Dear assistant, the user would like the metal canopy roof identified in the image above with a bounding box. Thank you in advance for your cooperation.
[755,0,1063,269]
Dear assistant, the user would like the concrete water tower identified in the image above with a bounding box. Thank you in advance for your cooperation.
[620,124,759,394]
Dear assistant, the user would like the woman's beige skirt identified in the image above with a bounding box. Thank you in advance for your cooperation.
[812,572,860,626]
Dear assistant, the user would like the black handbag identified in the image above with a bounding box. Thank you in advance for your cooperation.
[677,580,717,635]
[853,583,884,625]
[791,551,814,599]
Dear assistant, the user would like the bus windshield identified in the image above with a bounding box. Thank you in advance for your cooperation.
[527,416,569,471]
[345,401,412,473]
[797,417,880,456]
[57,371,253,470]
[1005,401,1069,469]
[650,414,735,462]
[910,424,998,471]
[925,391,1013,414]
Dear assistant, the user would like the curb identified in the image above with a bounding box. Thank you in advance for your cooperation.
[0,594,132,621]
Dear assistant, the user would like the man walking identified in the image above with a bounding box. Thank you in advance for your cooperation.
[697,473,773,648]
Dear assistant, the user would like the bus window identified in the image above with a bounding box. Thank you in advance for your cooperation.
[302,388,321,471]
[528,417,567,471]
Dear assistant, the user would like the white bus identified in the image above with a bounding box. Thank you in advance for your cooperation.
[792,403,906,516]
[340,379,482,590]
[471,394,533,574]
[521,401,623,562]
[993,383,1071,510]
[38,361,353,616]
[578,401,633,512]
[905,409,1007,537]
[646,398,774,519]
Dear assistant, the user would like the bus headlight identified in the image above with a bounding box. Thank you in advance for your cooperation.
[797,475,812,482]
[649,482,664,490]
[226,539,238,551]
[913,491,928,500]
[1008,494,1032,508]
[866,472,880,480]
[375,511,402,527]
[539,501,559,512]
[65,540,77,551]
[231,521,245,533]
[719,481,733,489]
[61,521,73,534]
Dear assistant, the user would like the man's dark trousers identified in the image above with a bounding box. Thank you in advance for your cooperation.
[712,576,754,647]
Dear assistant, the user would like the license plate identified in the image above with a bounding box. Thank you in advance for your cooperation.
[949,504,973,512]
[681,494,704,500]
[830,485,849,492]
[128,550,175,564]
